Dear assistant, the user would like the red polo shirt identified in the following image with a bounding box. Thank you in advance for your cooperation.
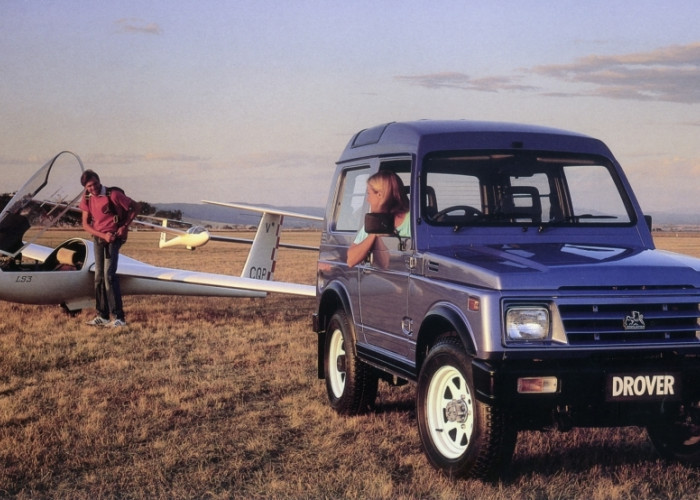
[79,186,132,234]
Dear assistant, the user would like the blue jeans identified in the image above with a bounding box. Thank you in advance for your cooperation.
[93,237,124,321]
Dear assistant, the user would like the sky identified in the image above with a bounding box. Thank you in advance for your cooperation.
[1,0,699,215]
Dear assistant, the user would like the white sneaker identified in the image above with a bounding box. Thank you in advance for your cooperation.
[86,316,110,326]
[109,319,127,327]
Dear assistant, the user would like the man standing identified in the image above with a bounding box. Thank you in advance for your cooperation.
[79,170,139,327]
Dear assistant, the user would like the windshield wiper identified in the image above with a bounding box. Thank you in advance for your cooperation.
[447,213,493,232]
[548,214,618,225]
[575,214,618,220]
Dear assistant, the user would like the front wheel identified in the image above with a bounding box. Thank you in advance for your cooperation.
[323,310,377,415]
[647,401,700,465]
[416,336,515,480]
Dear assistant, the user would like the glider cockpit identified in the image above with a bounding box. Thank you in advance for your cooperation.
[40,240,87,271]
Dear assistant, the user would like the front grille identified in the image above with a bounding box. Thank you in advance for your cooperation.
[559,302,700,345]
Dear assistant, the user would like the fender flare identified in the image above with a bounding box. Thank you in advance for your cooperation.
[317,281,355,332]
[316,281,358,378]
[418,302,477,369]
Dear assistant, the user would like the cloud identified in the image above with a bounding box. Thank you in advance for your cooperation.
[115,18,162,35]
[395,72,536,92]
[533,42,700,103]
[0,155,51,166]
[397,43,700,104]
[80,153,209,166]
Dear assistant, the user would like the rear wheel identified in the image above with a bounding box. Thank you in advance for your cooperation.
[647,401,700,465]
[417,336,515,480]
[323,310,378,415]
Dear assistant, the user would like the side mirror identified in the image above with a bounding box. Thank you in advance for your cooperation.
[365,212,395,234]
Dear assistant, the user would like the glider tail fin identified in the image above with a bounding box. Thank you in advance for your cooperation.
[158,220,169,249]
[241,212,283,281]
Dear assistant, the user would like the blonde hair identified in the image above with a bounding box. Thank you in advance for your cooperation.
[368,170,409,215]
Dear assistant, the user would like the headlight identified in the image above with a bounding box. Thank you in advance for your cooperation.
[506,306,550,341]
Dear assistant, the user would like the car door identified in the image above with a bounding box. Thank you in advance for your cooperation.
[357,164,413,358]
[358,234,413,358]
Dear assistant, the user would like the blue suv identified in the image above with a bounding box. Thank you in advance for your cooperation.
[313,120,700,479]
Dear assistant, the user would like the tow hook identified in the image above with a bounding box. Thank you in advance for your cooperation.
[553,405,573,431]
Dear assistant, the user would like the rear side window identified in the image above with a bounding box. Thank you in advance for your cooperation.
[333,167,370,232]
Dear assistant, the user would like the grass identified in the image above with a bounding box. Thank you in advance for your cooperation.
[1,230,699,499]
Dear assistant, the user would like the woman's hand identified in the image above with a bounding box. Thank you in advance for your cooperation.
[347,232,377,268]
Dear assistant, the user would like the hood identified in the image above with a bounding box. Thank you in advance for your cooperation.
[426,243,700,291]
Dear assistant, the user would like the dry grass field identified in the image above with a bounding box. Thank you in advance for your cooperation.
[1,230,699,499]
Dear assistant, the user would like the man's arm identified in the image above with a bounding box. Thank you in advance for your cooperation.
[82,211,115,243]
[115,201,141,240]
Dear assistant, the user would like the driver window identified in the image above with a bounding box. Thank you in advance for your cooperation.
[333,167,370,232]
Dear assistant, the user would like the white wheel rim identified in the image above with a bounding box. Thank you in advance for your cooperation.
[328,327,346,398]
[425,364,474,459]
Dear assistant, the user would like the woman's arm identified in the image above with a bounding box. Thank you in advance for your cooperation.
[347,232,377,268]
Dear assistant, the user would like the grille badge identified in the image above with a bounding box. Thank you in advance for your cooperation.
[623,311,646,330]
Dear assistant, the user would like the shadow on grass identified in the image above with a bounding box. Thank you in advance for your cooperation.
[373,398,414,415]
[504,427,670,479]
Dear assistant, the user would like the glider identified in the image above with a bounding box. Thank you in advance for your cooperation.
[0,151,317,313]
[150,204,321,253]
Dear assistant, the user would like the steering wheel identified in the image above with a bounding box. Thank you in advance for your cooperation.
[433,205,483,221]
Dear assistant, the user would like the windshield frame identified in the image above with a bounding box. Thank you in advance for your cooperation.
[419,150,637,230]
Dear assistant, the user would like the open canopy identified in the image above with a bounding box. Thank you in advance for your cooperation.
[0,151,85,258]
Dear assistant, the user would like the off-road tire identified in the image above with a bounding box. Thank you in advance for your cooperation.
[324,310,378,415]
[417,336,515,480]
[647,401,700,465]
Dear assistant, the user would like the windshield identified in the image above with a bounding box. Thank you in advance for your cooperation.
[421,151,634,228]
[0,151,85,257]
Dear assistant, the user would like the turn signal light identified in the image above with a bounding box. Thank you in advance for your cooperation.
[517,377,558,394]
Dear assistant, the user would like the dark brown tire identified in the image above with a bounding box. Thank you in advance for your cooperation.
[323,310,378,415]
[647,401,700,465]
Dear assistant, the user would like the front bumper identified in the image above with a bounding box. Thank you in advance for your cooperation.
[472,350,700,428]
